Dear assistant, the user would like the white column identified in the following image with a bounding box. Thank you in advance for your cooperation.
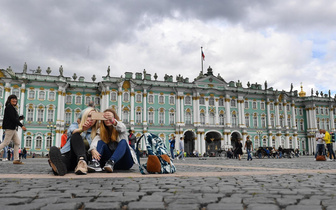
[275,102,281,129]
[215,98,219,125]
[284,101,288,129]
[267,101,272,129]
[330,106,335,131]
[239,99,245,127]
[176,96,180,125]
[105,86,110,110]
[201,132,206,155]
[143,91,147,126]
[180,96,184,124]
[118,87,122,118]
[193,94,198,126]
[205,97,209,125]
[130,88,135,126]
[225,97,231,127]
[291,103,297,129]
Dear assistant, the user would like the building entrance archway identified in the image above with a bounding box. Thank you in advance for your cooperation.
[205,131,221,157]
[183,130,195,156]
[230,132,242,150]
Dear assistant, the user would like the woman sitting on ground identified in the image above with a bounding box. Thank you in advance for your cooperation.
[88,108,137,172]
[48,107,99,176]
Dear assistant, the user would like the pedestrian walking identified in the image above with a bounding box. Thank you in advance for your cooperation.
[48,107,99,176]
[0,95,27,164]
[235,138,243,160]
[177,137,184,160]
[315,129,326,160]
[323,130,335,161]
[169,135,176,159]
[87,108,138,173]
[244,136,253,161]
[128,129,136,151]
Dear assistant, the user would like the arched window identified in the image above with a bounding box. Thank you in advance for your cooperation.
[159,95,164,104]
[219,114,224,125]
[136,94,142,103]
[12,88,20,97]
[66,95,72,104]
[219,98,224,106]
[123,92,129,102]
[25,136,32,148]
[35,136,42,149]
[28,90,35,99]
[39,91,45,100]
[199,97,205,105]
[49,91,55,101]
[159,109,164,124]
[122,110,129,123]
[185,111,192,125]
[148,95,154,104]
[209,97,214,106]
[232,112,237,127]
[111,92,117,101]
[209,112,215,125]
[136,108,142,124]
[245,114,250,127]
[148,110,154,124]
[200,113,205,125]
[185,96,191,105]
[46,136,52,149]
[75,96,81,104]
[86,96,91,105]
[169,110,175,124]
[169,96,175,105]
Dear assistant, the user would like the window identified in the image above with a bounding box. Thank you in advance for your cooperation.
[232,113,237,127]
[209,97,214,106]
[287,104,290,112]
[76,96,81,104]
[280,117,284,128]
[261,102,265,110]
[185,96,191,105]
[299,108,303,116]
[244,101,249,109]
[35,136,42,149]
[47,109,54,122]
[28,90,35,99]
[159,110,164,124]
[159,95,164,104]
[136,110,142,124]
[231,99,236,107]
[123,92,129,102]
[289,139,293,148]
[37,109,44,122]
[272,138,275,147]
[316,107,319,115]
[136,94,142,103]
[27,108,34,121]
[86,96,91,105]
[46,136,52,149]
[39,91,45,100]
[253,115,258,127]
[245,115,250,127]
[287,117,291,127]
[200,113,205,125]
[12,88,20,97]
[253,101,257,109]
[169,96,175,105]
[271,115,275,128]
[219,114,225,125]
[300,120,304,130]
[209,113,215,125]
[66,95,72,104]
[148,110,154,124]
[122,110,129,123]
[65,112,71,125]
[111,92,117,101]
[169,111,175,124]
[95,97,100,105]
[261,115,266,128]
[199,97,205,105]
[279,103,283,111]
[49,92,55,101]
[25,136,32,148]
[148,95,154,104]
[254,137,259,148]
[219,98,224,106]
[74,110,81,120]
[263,138,267,147]
[270,103,274,111]
[185,112,192,124]
[326,108,329,115]
[0,87,3,98]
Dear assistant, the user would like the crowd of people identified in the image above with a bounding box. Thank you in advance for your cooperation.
[315,129,335,161]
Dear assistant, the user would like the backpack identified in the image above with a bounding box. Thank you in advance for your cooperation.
[136,133,176,174]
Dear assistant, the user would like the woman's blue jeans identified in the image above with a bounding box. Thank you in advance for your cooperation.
[97,139,134,170]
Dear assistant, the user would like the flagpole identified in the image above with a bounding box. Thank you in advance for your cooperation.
[201,46,204,74]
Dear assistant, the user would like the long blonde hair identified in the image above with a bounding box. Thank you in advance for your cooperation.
[100,108,120,144]
[79,107,99,140]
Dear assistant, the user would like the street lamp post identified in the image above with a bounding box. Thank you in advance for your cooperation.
[256,130,263,147]
[47,124,57,147]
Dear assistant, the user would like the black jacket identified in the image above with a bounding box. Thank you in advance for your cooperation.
[2,104,23,130]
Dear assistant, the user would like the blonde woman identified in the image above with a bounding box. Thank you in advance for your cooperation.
[48,107,99,175]
[88,108,137,173]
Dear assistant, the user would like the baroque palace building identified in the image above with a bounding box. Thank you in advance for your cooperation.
[0,63,335,156]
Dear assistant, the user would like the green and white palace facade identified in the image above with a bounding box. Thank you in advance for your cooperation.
[0,64,335,156]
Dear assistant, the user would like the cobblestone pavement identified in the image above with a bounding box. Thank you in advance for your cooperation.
[1,156,336,210]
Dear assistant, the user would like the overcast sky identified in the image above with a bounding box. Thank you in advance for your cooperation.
[1,0,336,96]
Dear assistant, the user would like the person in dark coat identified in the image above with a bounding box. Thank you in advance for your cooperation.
[0,95,27,164]
[235,138,243,160]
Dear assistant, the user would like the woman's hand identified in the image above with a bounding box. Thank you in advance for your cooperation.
[103,112,117,126]
[91,149,101,161]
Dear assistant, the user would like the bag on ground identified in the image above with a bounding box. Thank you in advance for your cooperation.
[136,133,176,174]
